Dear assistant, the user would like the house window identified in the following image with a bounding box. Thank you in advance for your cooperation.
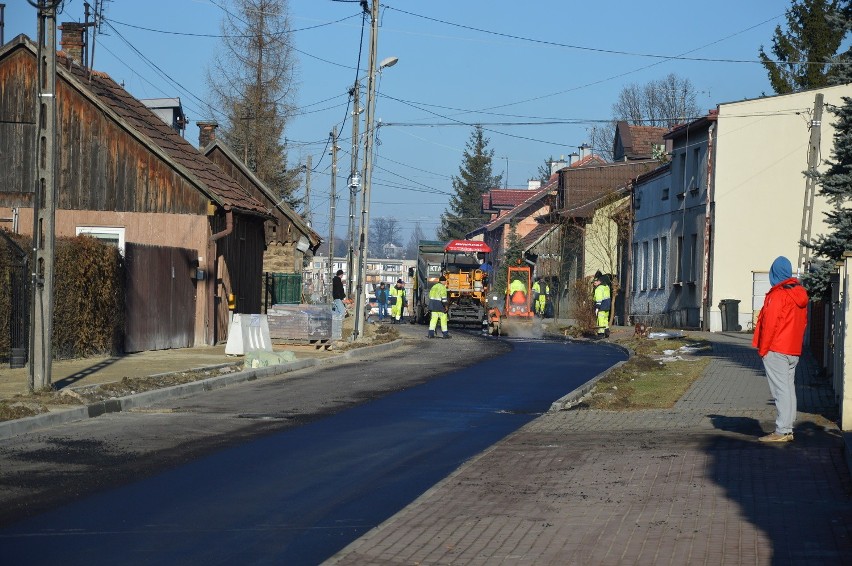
[76,226,125,255]
[675,236,684,283]
[641,241,649,291]
[679,153,687,193]
[660,237,668,289]
[632,243,639,292]
[689,234,698,283]
[691,147,702,191]
[662,188,669,201]
[651,238,660,289]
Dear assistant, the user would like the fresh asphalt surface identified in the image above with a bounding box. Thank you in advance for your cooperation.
[0,337,625,565]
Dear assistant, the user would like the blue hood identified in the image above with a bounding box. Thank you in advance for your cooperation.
[769,256,792,286]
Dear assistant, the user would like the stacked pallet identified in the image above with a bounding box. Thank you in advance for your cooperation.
[267,304,342,342]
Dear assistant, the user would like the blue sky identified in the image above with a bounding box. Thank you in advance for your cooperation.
[6,1,790,245]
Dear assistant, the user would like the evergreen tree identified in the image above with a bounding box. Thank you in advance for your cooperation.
[538,156,555,184]
[803,96,852,299]
[759,0,847,94]
[493,223,524,297]
[438,126,502,241]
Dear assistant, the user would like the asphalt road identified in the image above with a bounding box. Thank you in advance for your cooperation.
[0,329,625,565]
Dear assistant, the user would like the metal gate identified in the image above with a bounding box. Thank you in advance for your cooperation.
[0,231,29,367]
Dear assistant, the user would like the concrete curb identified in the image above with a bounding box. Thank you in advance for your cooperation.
[0,339,405,440]
[549,341,631,412]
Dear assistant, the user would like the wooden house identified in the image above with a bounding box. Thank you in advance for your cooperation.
[0,34,274,351]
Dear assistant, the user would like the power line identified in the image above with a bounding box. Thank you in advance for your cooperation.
[385,7,807,66]
[108,12,361,38]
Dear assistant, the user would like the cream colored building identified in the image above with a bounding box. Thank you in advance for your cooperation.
[709,83,852,331]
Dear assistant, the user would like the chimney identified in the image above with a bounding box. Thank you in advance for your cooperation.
[549,155,568,176]
[197,121,218,149]
[528,179,542,190]
[59,22,85,66]
[567,151,579,166]
[578,143,591,160]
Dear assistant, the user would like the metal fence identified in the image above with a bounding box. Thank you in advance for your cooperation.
[264,272,302,312]
[0,231,29,368]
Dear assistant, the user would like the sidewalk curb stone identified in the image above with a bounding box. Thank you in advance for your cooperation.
[0,339,405,440]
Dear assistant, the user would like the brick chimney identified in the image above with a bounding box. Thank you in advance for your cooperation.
[59,22,85,66]
[197,121,218,149]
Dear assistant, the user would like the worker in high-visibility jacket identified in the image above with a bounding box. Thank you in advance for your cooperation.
[389,279,407,324]
[532,277,549,317]
[593,271,611,338]
[428,275,450,339]
[508,277,527,304]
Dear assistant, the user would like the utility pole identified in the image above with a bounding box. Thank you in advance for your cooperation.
[29,0,60,391]
[798,93,824,272]
[1,4,6,45]
[304,154,312,227]
[328,127,338,300]
[346,79,361,299]
[353,0,380,340]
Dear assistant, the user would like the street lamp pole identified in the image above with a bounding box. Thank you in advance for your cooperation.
[353,0,399,340]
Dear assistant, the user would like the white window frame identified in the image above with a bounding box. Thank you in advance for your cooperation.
[76,226,125,255]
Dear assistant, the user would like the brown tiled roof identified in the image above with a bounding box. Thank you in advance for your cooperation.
[204,140,320,246]
[484,188,536,210]
[615,122,667,160]
[520,222,556,251]
[484,176,557,231]
[560,161,657,219]
[571,154,607,168]
[55,48,268,216]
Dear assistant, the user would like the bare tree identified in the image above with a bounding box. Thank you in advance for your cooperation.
[370,216,402,257]
[587,123,617,162]
[405,222,426,259]
[612,73,700,128]
[587,73,700,162]
[206,0,300,206]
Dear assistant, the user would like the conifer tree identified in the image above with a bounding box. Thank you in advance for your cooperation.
[493,222,524,297]
[438,126,502,241]
[759,0,847,94]
[803,96,852,299]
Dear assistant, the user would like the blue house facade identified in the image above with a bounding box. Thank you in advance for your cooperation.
[630,114,715,328]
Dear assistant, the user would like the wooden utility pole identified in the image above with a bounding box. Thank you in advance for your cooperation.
[29,0,60,391]
[346,79,360,298]
[304,154,312,227]
[328,127,338,300]
[798,93,824,272]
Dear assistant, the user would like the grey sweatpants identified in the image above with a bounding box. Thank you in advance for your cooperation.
[762,350,799,435]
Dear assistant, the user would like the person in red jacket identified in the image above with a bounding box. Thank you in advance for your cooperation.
[751,256,809,443]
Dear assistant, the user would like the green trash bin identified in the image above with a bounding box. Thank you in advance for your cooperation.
[719,299,741,331]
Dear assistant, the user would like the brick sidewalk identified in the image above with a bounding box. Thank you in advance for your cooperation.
[327,332,852,565]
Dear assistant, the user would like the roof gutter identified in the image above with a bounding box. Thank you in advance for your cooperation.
[211,206,233,242]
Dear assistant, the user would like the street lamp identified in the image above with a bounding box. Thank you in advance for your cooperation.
[352,1,397,340]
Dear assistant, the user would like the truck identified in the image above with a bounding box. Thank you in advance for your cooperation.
[409,240,446,324]
[410,239,492,328]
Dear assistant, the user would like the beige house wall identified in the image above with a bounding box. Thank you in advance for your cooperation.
[584,196,627,278]
[4,207,212,346]
[710,84,852,331]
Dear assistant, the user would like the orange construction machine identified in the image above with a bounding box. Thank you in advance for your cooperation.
[411,239,492,328]
[442,240,492,327]
[483,262,533,336]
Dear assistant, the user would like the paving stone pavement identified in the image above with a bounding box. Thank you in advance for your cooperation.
[327,332,852,565]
